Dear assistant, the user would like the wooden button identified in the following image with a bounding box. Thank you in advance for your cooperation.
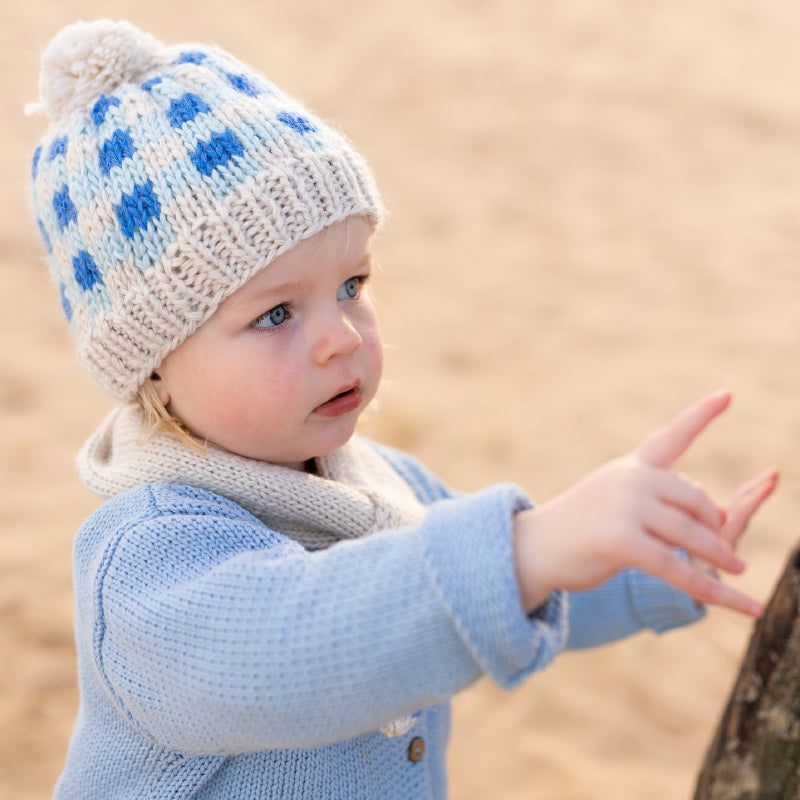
[407,736,425,762]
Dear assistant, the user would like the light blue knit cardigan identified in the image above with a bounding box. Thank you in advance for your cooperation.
[54,442,702,799]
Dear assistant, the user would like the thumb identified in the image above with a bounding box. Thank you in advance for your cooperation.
[635,390,731,469]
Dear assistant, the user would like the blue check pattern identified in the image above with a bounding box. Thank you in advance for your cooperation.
[31,48,324,324]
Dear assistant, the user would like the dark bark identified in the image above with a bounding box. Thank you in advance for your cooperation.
[694,541,800,800]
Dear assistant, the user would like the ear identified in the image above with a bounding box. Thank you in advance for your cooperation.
[150,372,171,408]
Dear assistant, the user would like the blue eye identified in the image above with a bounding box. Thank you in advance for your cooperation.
[338,277,362,300]
[251,304,288,329]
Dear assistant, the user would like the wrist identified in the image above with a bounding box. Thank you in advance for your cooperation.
[512,507,556,614]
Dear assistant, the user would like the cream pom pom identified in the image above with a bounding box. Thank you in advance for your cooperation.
[39,20,164,122]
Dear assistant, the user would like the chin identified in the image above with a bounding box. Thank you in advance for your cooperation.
[312,424,360,460]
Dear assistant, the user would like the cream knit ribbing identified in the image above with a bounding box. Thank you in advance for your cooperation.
[77,404,426,551]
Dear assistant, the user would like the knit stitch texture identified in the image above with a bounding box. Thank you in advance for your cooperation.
[54,418,704,799]
[30,20,381,400]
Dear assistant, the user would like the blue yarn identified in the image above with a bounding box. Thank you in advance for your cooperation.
[32,146,42,180]
[72,250,104,291]
[37,219,52,253]
[128,216,174,272]
[52,186,77,231]
[168,93,211,128]
[92,94,121,126]
[59,284,72,321]
[48,136,68,161]
[277,112,316,135]
[115,180,161,240]
[190,129,244,176]
[99,129,136,175]
[228,73,261,97]
[174,51,207,65]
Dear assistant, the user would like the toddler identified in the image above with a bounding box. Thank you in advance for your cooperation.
[29,20,776,800]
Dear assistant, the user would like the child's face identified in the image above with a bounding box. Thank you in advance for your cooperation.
[153,217,383,469]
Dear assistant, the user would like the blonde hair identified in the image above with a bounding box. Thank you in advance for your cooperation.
[136,378,206,452]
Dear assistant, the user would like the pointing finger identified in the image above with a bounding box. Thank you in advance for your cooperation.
[636,390,731,469]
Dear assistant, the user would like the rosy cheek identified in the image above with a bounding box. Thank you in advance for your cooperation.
[362,329,384,390]
[365,316,383,360]
[256,361,306,407]
[371,335,384,371]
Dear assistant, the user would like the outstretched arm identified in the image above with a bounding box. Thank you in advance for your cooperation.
[513,390,777,617]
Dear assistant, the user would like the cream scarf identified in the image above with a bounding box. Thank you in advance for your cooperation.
[76,403,427,736]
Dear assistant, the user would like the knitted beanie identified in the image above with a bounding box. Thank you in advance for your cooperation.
[30,20,382,401]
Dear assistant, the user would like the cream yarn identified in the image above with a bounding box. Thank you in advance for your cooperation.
[39,20,162,122]
[30,20,382,400]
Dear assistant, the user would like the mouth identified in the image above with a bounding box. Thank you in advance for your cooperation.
[313,383,363,418]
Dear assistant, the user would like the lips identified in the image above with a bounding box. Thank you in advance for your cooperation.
[313,383,363,418]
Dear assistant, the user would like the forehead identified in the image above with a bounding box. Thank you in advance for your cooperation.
[222,218,374,307]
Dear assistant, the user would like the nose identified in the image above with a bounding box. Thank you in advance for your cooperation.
[310,310,362,364]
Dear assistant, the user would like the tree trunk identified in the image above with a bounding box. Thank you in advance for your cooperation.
[694,541,800,800]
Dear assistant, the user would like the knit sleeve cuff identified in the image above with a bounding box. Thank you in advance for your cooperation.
[626,566,706,633]
[422,484,568,689]
[566,560,706,650]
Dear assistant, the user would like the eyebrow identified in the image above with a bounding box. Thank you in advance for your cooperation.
[227,279,303,309]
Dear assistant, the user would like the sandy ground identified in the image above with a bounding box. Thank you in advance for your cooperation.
[2,1,800,797]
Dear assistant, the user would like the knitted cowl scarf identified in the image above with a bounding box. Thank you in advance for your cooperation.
[76,403,427,736]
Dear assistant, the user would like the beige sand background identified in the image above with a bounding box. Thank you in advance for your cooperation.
[2,1,800,797]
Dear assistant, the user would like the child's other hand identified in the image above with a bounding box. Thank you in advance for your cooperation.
[513,390,777,618]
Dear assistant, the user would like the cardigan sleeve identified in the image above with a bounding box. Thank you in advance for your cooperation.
[81,481,567,756]
[565,565,705,649]
[373,442,705,651]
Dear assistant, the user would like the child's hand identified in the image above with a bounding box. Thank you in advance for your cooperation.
[513,390,777,617]
[720,468,779,555]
